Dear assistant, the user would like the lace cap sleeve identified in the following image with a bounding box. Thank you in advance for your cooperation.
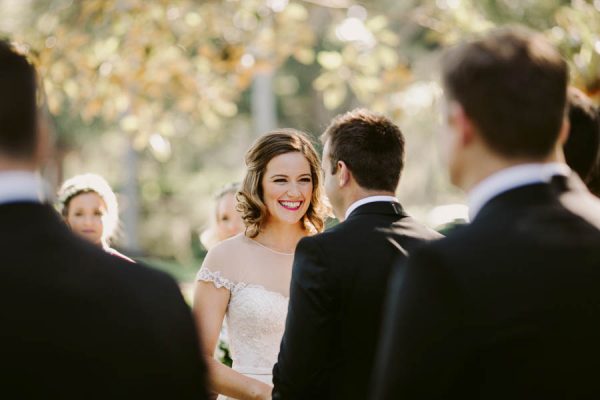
[196,267,236,291]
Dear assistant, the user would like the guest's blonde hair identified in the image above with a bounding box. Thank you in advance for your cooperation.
[237,129,327,238]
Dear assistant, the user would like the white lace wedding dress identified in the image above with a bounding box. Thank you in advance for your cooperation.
[196,234,292,399]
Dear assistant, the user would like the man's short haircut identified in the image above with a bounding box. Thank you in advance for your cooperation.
[563,87,600,183]
[0,40,38,158]
[321,108,405,192]
[442,26,568,158]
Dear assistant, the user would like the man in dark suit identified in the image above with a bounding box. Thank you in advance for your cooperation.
[0,41,208,398]
[563,87,600,196]
[272,109,441,399]
[371,27,600,399]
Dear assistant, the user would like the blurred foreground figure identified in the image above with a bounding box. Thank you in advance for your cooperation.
[563,87,600,195]
[0,40,208,398]
[371,27,600,400]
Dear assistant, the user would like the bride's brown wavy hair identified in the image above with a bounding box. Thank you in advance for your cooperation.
[237,129,328,238]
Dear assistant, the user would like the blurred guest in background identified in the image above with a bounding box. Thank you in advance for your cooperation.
[200,182,245,250]
[57,172,132,261]
[199,182,245,369]
[563,87,600,196]
[563,87,600,187]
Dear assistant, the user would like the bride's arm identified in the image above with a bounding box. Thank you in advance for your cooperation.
[192,281,273,400]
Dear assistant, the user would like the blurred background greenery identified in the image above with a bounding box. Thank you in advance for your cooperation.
[1,0,598,281]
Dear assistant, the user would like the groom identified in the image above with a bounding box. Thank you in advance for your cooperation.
[272,109,441,399]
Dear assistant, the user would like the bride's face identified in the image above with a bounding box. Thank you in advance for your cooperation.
[261,151,313,227]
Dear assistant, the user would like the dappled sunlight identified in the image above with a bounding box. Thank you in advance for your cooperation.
[0,0,596,274]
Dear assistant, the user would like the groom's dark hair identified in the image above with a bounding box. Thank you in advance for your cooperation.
[321,108,405,192]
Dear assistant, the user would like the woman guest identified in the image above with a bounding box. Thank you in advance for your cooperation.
[200,182,245,250]
[57,173,133,262]
[200,182,246,365]
[193,130,328,400]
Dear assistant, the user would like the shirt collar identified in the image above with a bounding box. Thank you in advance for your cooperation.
[0,170,48,205]
[345,195,399,220]
[468,162,570,220]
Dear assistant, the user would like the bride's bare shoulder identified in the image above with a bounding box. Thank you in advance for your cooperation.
[204,233,249,264]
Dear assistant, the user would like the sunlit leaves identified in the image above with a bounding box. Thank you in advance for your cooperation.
[417,0,600,100]
[17,0,422,141]
[149,133,172,162]
[313,8,411,111]
[293,48,315,64]
[414,0,494,45]
[323,84,347,110]
[553,2,600,97]
[317,51,343,69]
[22,0,319,156]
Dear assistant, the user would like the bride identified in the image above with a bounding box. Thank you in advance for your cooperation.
[193,129,327,399]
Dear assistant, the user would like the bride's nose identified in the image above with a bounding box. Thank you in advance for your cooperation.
[287,183,301,197]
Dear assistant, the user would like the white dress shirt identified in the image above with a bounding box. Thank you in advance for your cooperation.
[345,195,400,221]
[468,162,571,220]
[0,170,47,205]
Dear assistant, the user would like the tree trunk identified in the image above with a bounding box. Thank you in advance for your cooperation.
[121,139,140,253]
[251,70,277,135]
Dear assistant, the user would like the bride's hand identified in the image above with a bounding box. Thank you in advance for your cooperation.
[250,381,272,400]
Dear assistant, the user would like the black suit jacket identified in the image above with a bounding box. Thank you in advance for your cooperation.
[0,202,208,399]
[371,175,600,399]
[272,201,442,399]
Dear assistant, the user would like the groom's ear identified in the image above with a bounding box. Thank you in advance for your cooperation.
[452,103,477,147]
[337,161,350,187]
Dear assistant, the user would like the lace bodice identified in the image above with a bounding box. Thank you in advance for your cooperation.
[198,267,289,372]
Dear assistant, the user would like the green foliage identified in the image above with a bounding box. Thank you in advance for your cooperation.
[1,0,597,274]
[217,340,233,368]
[413,0,599,99]
[136,256,200,283]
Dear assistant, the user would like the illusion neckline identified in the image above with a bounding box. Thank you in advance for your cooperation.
[242,234,295,256]
[234,282,290,300]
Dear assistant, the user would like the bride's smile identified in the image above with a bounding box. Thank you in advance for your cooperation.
[278,200,303,211]
[262,151,313,226]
